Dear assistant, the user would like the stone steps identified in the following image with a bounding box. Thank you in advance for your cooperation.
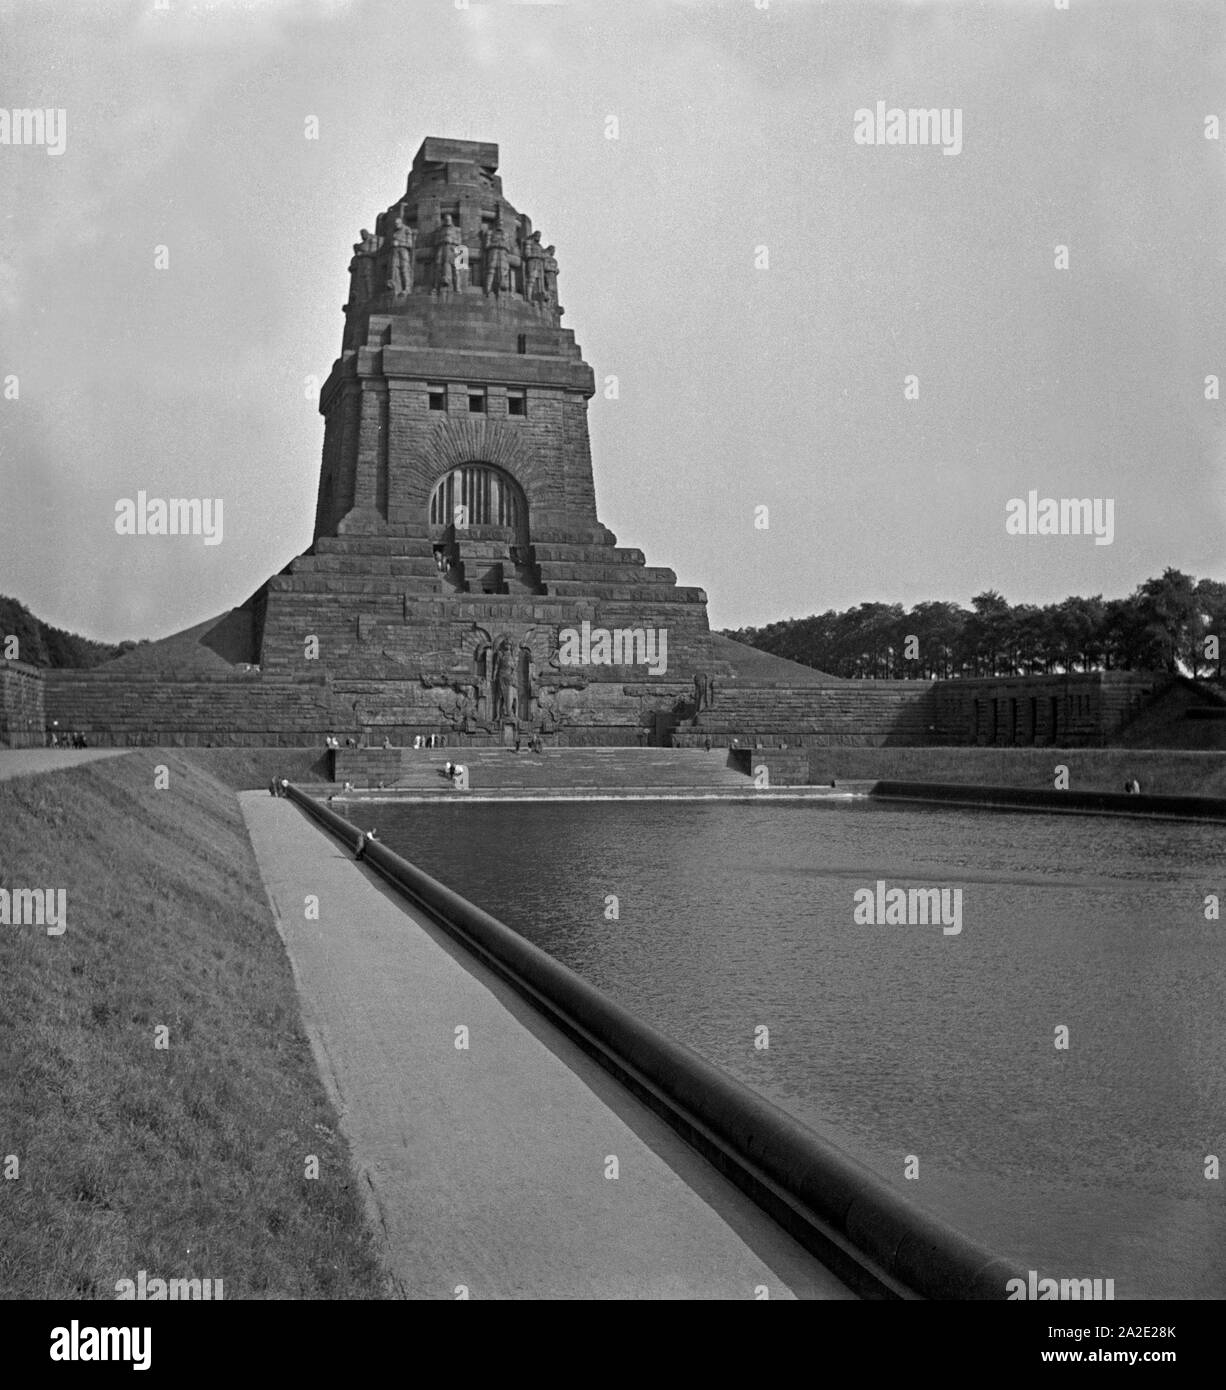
[335,746,752,790]
[545,581,707,603]
[314,536,437,557]
[533,544,646,565]
[280,554,697,602]
[536,563,678,585]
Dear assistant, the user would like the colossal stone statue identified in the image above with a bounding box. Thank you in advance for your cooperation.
[433,213,463,292]
[541,244,559,307]
[349,228,379,304]
[482,216,511,297]
[388,216,416,295]
[522,229,545,304]
[492,635,515,720]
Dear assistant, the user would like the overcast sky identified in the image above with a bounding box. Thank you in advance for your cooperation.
[2,0,1224,643]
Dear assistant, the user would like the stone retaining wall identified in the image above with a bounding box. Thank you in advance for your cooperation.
[1,661,46,747]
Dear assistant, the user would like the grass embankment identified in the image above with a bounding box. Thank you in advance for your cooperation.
[814,746,1226,797]
[179,747,331,791]
[0,751,390,1299]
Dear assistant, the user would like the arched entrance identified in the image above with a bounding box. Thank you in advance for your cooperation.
[428,463,541,594]
[429,462,527,535]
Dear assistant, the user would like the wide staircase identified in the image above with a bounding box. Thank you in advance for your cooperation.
[335,745,754,792]
[256,520,719,686]
[294,524,708,605]
[673,681,937,748]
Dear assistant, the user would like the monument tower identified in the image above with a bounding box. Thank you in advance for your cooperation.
[250,137,726,742]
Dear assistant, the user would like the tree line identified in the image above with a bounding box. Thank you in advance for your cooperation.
[723,570,1226,682]
[0,595,143,669]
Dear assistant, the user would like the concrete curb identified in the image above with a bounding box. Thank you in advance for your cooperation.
[280,779,1027,1300]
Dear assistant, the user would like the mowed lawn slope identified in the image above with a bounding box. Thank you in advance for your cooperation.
[0,752,390,1299]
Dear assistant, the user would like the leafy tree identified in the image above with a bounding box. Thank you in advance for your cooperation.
[1193,578,1226,680]
[0,594,126,668]
[1135,569,1199,674]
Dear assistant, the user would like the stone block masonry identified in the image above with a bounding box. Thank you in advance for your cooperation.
[1,661,45,747]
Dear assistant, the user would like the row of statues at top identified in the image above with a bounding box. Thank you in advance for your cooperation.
[348,209,559,308]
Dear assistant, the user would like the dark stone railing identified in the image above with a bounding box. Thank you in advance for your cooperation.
[280,779,1026,1300]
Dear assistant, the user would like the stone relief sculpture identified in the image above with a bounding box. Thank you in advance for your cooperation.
[471,625,493,719]
[517,639,537,722]
[458,683,478,729]
[463,625,548,729]
[492,634,515,720]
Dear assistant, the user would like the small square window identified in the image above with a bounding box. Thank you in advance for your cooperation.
[468,393,485,413]
[428,384,445,411]
[507,390,526,417]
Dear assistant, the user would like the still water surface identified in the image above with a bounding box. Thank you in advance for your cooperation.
[350,798,1224,1297]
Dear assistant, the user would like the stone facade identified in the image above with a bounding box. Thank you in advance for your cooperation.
[45,670,333,746]
[931,671,1225,748]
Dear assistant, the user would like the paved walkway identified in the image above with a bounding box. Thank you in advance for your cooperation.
[0,748,129,781]
[240,792,852,1301]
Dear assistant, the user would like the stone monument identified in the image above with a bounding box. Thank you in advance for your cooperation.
[45,137,757,747]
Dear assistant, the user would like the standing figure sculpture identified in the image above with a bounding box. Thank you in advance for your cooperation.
[348,228,379,305]
[492,635,515,721]
[482,214,511,297]
[693,671,710,712]
[433,213,463,293]
[522,229,546,305]
[388,215,416,295]
[541,244,559,308]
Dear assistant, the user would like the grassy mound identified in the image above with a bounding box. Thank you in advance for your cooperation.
[0,752,389,1299]
[180,748,331,791]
